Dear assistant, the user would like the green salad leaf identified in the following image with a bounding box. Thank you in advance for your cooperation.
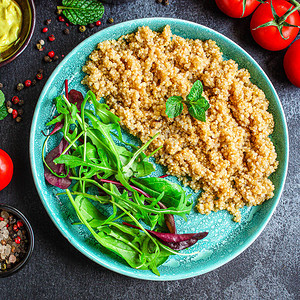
[57,0,104,26]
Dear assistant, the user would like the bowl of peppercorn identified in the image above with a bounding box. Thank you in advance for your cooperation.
[0,204,34,277]
[0,0,36,68]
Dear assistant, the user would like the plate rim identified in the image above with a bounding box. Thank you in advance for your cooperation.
[29,17,289,281]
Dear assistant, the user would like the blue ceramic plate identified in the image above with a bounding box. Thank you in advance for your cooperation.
[30,18,288,281]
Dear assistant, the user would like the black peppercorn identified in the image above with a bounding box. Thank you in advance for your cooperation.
[88,23,95,28]
[44,55,52,63]
[16,116,22,123]
[38,68,44,74]
[6,100,12,109]
[18,99,24,106]
[17,108,24,116]
[63,28,70,35]
[32,79,37,86]
[53,55,59,61]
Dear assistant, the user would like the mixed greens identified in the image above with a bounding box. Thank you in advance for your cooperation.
[43,80,208,275]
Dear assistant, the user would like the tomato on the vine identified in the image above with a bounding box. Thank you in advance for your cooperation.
[284,39,300,87]
[0,149,13,191]
[250,0,300,51]
[215,0,260,18]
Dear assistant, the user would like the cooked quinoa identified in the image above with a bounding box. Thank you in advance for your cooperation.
[82,25,278,222]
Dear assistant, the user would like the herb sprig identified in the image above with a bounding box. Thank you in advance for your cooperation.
[165,80,210,122]
[57,0,104,26]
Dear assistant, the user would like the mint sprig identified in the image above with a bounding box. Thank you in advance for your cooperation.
[165,80,210,122]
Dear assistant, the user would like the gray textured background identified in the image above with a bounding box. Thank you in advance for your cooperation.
[0,0,299,299]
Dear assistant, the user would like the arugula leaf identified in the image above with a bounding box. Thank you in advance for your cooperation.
[58,0,104,26]
[165,96,184,118]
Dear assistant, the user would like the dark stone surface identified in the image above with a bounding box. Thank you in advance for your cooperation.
[0,0,299,299]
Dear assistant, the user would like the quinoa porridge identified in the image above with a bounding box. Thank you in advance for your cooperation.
[82,25,278,222]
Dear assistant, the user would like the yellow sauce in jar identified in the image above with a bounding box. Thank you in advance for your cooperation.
[0,0,22,53]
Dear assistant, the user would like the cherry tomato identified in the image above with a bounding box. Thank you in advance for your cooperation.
[250,0,300,51]
[215,0,260,18]
[284,39,300,87]
[0,149,13,191]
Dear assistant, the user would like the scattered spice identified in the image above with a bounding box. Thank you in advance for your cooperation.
[58,16,65,22]
[31,79,37,86]
[24,80,31,88]
[48,51,55,58]
[96,20,101,26]
[39,39,45,46]
[53,55,59,61]
[48,34,55,42]
[42,27,48,33]
[12,96,19,104]
[38,68,44,74]
[0,83,3,89]
[44,55,52,63]
[88,23,95,28]
[163,0,169,5]
[12,109,17,119]
[45,19,51,25]
[6,101,12,109]
[16,83,24,91]
[36,73,43,80]
[17,108,23,116]
[7,108,13,114]
[108,18,114,24]
[38,47,45,52]
[15,117,22,123]
[18,99,24,106]
[156,0,162,3]
[79,25,86,32]
[36,43,42,50]
[63,28,70,35]
[57,8,62,15]
[66,23,70,27]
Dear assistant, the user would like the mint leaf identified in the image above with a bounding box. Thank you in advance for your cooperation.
[0,104,8,120]
[195,96,210,111]
[166,96,184,118]
[0,90,5,107]
[186,80,203,102]
[188,104,206,122]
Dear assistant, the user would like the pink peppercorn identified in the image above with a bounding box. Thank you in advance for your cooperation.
[42,27,48,33]
[24,80,31,87]
[96,20,101,26]
[48,51,55,58]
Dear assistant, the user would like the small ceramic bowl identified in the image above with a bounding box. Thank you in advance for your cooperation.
[0,0,36,68]
[0,204,34,278]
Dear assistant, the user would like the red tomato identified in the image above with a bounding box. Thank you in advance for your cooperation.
[0,149,13,191]
[284,39,300,87]
[250,0,300,51]
[215,0,260,18]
